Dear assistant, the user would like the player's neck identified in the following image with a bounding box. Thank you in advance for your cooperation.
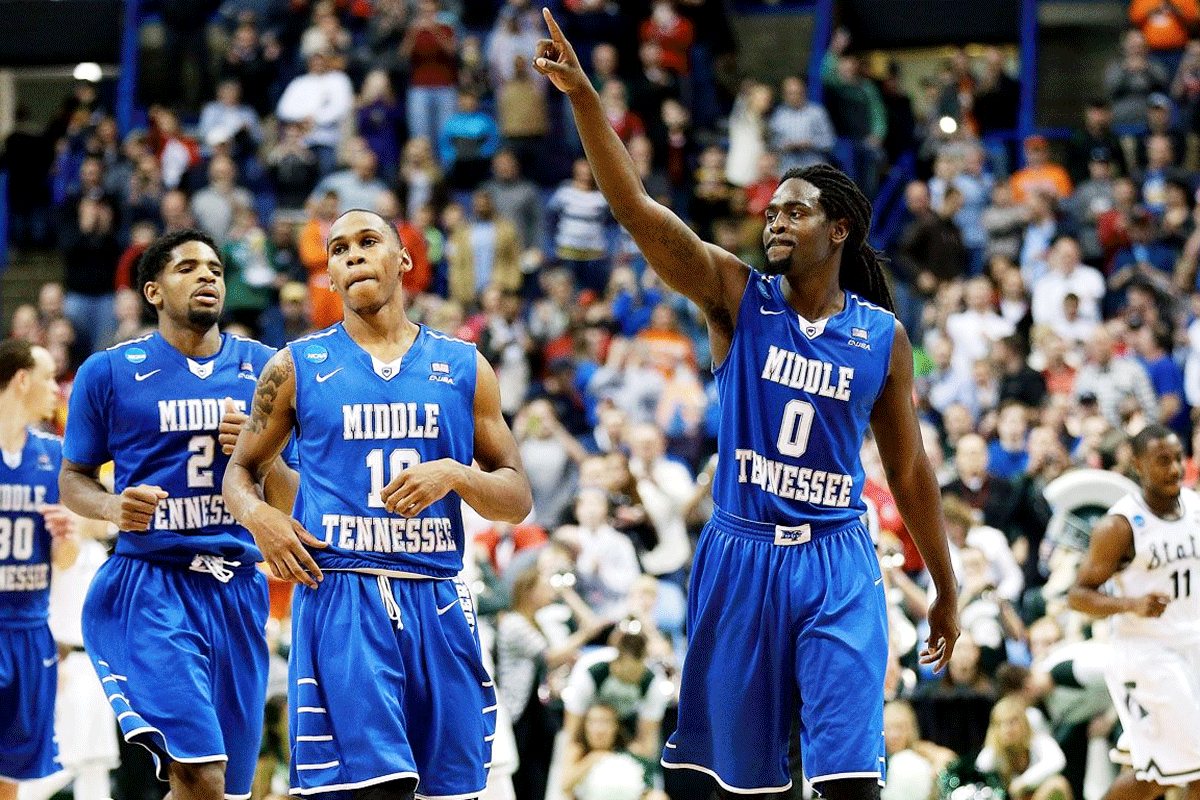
[780,270,844,321]
[159,320,222,358]
[0,408,30,454]
[1144,489,1182,520]
[343,302,419,361]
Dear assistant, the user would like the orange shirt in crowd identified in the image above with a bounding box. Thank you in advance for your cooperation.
[1010,163,1073,204]
[298,218,342,329]
[1130,0,1199,51]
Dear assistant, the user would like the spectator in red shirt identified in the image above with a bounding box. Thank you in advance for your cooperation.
[401,0,459,163]
[639,1,694,77]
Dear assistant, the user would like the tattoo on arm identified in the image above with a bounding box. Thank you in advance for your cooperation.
[248,349,293,434]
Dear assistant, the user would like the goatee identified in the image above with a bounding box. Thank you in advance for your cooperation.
[761,256,791,275]
[188,308,221,328]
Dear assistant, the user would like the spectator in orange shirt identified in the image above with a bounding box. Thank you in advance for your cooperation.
[639,1,694,77]
[636,302,696,376]
[376,189,433,296]
[1010,135,1073,205]
[296,189,343,328]
[1130,0,1199,75]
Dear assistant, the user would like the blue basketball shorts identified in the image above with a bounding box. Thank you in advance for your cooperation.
[288,572,496,800]
[82,555,269,799]
[0,624,59,781]
[662,507,889,793]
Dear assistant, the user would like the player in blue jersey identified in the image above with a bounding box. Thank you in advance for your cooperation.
[59,230,297,800]
[0,338,79,800]
[536,12,959,800]
[223,208,533,800]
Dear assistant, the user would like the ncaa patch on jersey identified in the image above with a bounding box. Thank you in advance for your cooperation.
[125,347,148,364]
[303,344,329,364]
[1133,515,1145,527]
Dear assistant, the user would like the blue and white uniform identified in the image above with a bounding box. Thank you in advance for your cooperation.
[286,324,495,800]
[661,274,894,792]
[0,428,62,782]
[64,332,290,798]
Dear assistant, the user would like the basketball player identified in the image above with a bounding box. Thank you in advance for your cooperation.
[59,229,297,800]
[0,339,78,800]
[535,12,959,800]
[1069,423,1200,800]
[223,208,533,800]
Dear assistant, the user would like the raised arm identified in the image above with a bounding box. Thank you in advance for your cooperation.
[381,352,532,524]
[1069,513,1169,618]
[534,9,747,320]
[869,320,960,671]
[223,348,325,587]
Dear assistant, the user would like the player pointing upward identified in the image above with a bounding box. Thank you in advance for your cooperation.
[535,10,959,800]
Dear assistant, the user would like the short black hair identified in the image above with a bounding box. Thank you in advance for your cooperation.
[1131,423,1176,457]
[331,208,401,248]
[136,228,220,304]
[0,338,36,392]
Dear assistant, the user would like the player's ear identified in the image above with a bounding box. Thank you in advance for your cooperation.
[143,279,162,309]
[830,217,850,247]
[398,248,413,275]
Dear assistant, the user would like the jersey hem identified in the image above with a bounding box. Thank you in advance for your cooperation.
[660,758,793,795]
[288,771,420,795]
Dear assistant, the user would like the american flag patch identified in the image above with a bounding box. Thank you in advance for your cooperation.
[431,362,450,374]
[852,328,868,339]
[241,361,254,372]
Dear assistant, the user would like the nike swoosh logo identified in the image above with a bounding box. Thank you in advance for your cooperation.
[436,599,460,616]
[874,578,884,586]
[43,657,57,667]
[134,369,161,381]
[760,306,785,315]
[315,368,343,383]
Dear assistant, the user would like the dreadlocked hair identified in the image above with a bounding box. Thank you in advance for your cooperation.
[784,164,895,312]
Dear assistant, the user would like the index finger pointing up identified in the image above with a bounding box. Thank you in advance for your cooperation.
[543,7,565,41]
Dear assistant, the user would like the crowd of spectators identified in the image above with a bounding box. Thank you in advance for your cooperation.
[9,2,1200,800]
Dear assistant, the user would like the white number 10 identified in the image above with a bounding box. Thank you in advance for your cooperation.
[366,448,420,507]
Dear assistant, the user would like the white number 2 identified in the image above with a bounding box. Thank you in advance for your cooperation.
[776,399,815,458]
[187,435,215,488]
[366,448,421,507]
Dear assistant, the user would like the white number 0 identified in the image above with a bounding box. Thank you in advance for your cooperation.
[776,399,815,458]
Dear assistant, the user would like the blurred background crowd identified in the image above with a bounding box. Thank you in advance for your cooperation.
[6,2,1200,800]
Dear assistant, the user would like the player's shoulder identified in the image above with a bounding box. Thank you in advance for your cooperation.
[846,290,897,323]
[424,327,477,352]
[224,331,274,355]
[27,427,64,457]
[288,326,342,370]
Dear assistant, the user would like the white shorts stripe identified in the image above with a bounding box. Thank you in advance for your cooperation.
[296,735,333,742]
[660,760,794,795]
[117,711,139,722]
[296,707,327,714]
[296,762,340,771]
[297,678,318,686]
[289,771,419,796]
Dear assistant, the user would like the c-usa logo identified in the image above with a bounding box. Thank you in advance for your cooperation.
[303,344,329,364]
[125,347,147,364]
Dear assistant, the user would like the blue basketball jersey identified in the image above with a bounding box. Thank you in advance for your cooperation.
[0,429,61,628]
[289,324,478,578]
[64,332,290,565]
[711,274,895,528]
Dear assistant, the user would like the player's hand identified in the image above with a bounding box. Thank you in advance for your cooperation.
[110,485,168,531]
[218,396,248,455]
[920,592,960,673]
[535,8,587,95]
[40,504,79,539]
[380,459,462,517]
[245,502,326,589]
[1131,592,1170,617]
